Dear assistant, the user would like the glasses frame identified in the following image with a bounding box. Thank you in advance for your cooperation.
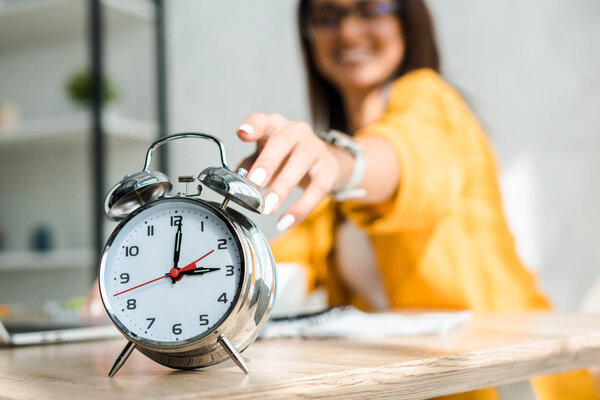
[303,0,401,39]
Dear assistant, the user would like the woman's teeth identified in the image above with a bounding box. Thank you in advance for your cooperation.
[338,49,371,64]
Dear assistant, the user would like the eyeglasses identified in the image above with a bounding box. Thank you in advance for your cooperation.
[306,1,399,36]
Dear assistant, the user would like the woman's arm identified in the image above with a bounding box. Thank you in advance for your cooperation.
[236,112,399,230]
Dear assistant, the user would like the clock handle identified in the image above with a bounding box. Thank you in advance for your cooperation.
[108,340,137,378]
[218,334,249,374]
[143,132,230,171]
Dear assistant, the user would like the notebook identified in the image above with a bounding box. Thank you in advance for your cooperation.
[0,317,120,346]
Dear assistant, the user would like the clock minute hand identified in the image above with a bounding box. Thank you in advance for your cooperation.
[170,223,183,283]
[173,223,182,268]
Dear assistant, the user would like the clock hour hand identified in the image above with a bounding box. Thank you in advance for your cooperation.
[180,267,221,276]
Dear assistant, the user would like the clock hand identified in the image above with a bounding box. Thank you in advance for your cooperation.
[173,222,182,269]
[113,273,169,297]
[180,267,221,276]
[178,249,215,273]
[113,249,215,297]
[171,222,183,283]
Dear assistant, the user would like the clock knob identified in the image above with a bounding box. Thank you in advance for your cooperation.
[104,170,172,221]
[198,167,265,214]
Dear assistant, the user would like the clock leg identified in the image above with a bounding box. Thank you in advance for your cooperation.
[108,340,137,378]
[217,333,249,374]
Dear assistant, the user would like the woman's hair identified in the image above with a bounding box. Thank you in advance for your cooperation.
[298,0,440,132]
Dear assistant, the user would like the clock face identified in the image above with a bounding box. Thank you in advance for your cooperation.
[100,198,245,346]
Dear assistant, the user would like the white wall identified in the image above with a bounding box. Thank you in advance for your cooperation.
[166,0,600,311]
[165,0,309,234]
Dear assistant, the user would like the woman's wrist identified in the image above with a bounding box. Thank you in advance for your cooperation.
[319,130,367,200]
[328,142,356,193]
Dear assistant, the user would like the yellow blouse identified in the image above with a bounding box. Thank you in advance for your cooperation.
[270,69,599,400]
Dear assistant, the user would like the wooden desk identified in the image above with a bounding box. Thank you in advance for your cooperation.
[1,313,600,399]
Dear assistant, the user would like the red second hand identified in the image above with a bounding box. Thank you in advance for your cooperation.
[113,249,215,297]
[179,249,215,273]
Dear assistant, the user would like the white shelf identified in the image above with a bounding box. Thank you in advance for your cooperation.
[0,113,157,152]
[0,248,94,271]
[0,0,154,49]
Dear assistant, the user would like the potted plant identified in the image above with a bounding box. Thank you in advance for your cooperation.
[65,68,118,107]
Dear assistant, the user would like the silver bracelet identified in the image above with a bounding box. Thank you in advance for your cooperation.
[317,130,367,201]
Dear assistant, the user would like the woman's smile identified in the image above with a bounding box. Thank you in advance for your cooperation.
[335,47,374,65]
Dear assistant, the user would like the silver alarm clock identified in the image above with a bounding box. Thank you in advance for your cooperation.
[98,133,276,377]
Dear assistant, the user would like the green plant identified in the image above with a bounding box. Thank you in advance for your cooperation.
[65,68,118,106]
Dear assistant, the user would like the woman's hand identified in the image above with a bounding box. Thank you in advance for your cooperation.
[237,113,354,231]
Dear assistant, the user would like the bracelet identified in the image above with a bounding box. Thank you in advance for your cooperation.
[317,130,367,201]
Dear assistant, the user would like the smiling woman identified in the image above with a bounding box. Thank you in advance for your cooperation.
[234,0,600,399]
[300,0,438,132]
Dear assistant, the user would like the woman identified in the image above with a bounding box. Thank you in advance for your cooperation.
[236,0,599,399]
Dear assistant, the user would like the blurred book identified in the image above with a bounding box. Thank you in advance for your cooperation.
[261,307,472,339]
[266,263,472,339]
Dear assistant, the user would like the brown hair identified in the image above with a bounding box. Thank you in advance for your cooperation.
[298,0,440,132]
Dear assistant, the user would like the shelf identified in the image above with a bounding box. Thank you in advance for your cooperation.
[0,113,157,152]
[0,248,94,271]
[0,0,154,49]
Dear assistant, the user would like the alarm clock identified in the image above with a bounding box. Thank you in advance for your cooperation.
[98,133,276,377]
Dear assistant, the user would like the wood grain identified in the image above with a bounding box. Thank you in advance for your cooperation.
[1,312,600,399]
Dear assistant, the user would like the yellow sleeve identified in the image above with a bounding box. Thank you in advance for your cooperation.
[340,69,469,234]
[269,199,336,292]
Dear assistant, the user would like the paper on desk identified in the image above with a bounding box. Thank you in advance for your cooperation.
[259,307,472,339]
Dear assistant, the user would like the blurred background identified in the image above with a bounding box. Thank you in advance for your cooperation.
[0,0,598,316]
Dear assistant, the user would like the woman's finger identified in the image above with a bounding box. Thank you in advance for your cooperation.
[247,133,296,188]
[276,160,337,230]
[236,113,268,143]
[245,121,309,189]
[276,177,334,231]
[235,153,257,173]
[236,113,287,146]
[262,141,324,215]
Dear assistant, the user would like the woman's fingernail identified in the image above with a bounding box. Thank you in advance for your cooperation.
[248,168,267,186]
[238,124,254,135]
[277,214,295,231]
[263,192,279,215]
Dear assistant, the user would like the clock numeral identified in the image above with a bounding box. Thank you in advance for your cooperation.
[170,215,183,226]
[124,246,139,257]
[120,273,130,284]
[226,265,234,276]
[127,299,136,310]
[199,315,209,326]
[172,324,182,335]
[218,292,228,304]
[200,221,204,232]
[218,239,227,250]
[147,225,154,236]
[146,318,155,329]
